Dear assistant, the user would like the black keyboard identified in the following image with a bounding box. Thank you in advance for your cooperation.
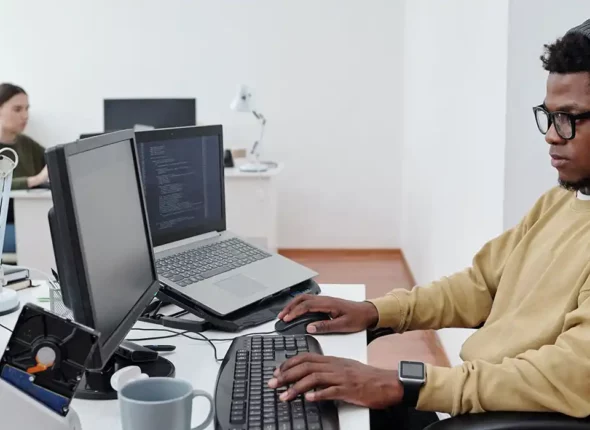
[214,335,340,430]
[156,238,271,287]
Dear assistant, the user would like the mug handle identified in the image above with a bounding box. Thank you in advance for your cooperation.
[191,389,215,430]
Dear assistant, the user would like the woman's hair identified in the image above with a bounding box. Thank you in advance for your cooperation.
[0,83,27,107]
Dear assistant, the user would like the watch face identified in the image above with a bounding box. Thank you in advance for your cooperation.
[400,361,425,379]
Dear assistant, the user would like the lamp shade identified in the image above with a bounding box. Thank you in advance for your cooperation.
[230,85,253,112]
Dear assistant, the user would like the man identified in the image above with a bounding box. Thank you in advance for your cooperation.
[268,19,590,430]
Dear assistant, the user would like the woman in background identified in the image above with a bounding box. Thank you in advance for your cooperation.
[0,83,48,254]
[0,83,48,189]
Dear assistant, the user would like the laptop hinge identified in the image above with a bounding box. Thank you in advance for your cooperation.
[154,231,221,254]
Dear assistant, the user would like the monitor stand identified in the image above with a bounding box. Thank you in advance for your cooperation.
[75,341,175,400]
[143,278,322,333]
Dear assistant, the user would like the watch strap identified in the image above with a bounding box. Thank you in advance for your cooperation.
[402,380,422,407]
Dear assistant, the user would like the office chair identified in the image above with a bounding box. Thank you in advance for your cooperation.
[366,328,590,430]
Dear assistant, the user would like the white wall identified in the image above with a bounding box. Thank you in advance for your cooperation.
[402,0,510,366]
[403,0,590,366]
[503,0,590,229]
[0,0,404,249]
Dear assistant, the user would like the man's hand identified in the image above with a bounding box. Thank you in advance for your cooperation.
[278,295,379,334]
[267,353,404,409]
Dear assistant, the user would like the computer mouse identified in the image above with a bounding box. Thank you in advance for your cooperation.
[274,312,331,335]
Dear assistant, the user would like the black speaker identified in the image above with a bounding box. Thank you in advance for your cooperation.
[224,149,234,168]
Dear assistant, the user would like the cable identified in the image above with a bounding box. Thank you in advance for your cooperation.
[127,328,278,362]
[126,332,187,342]
[193,332,223,362]
[129,327,276,341]
[0,322,12,333]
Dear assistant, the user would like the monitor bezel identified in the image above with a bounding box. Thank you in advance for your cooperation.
[49,129,160,368]
[134,125,226,248]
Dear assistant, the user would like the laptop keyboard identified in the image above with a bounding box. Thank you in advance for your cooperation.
[156,238,271,287]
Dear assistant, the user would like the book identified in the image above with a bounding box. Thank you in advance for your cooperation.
[5,279,33,291]
[2,265,29,284]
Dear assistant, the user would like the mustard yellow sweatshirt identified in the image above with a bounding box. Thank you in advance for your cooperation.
[369,187,590,417]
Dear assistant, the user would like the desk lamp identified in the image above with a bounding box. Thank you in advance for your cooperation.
[230,85,269,172]
[0,148,19,315]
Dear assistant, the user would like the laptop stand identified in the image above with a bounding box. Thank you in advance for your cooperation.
[139,279,321,333]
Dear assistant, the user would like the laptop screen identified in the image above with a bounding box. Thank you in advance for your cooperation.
[135,125,226,247]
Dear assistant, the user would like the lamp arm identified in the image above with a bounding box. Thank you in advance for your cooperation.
[251,111,267,159]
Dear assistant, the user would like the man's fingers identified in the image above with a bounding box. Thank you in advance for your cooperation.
[282,298,338,322]
[305,386,343,402]
[307,316,352,334]
[276,353,328,375]
[278,373,338,402]
[277,295,310,320]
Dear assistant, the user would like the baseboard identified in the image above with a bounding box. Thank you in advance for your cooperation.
[278,248,402,257]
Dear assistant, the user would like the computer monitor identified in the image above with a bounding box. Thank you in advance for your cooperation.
[103,98,196,132]
[134,125,225,248]
[46,129,174,400]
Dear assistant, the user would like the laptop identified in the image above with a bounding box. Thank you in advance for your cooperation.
[134,125,317,316]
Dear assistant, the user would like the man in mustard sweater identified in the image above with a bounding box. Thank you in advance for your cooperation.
[269,20,590,430]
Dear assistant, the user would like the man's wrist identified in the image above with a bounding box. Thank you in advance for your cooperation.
[363,301,379,328]
[27,176,37,188]
[375,369,405,407]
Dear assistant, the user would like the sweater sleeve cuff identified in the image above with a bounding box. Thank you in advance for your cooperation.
[11,177,28,190]
[367,295,403,329]
[416,364,456,414]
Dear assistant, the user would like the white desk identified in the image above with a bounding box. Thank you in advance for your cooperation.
[224,162,283,252]
[0,283,369,430]
[10,190,54,274]
[9,165,283,274]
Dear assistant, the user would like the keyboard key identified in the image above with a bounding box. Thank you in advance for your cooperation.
[201,265,232,279]
[230,413,246,424]
[233,391,246,400]
[292,419,306,430]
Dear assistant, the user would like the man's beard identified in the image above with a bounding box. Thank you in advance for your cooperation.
[559,177,590,193]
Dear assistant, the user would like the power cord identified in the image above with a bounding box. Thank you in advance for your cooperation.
[0,322,12,333]
[127,328,277,362]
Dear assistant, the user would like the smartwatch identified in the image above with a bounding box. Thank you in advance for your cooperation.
[398,361,426,407]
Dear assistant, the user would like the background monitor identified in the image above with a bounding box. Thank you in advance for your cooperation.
[46,130,172,399]
[79,132,104,139]
[103,98,196,132]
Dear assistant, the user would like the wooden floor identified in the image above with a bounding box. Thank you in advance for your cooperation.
[279,250,450,369]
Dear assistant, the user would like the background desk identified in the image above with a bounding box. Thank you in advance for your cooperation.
[0,283,369,430]
[224,162,283,252]
[10,190,54,274]
[9,164,283,274]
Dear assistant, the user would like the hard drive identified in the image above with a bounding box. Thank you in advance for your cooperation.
[0,303,99,416]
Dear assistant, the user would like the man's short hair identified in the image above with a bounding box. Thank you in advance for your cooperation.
[541,23,590,74]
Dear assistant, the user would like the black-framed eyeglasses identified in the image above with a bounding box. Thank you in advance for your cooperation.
[533,105,590,140]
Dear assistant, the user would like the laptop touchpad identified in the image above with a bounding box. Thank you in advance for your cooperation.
[215,274,267,298]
